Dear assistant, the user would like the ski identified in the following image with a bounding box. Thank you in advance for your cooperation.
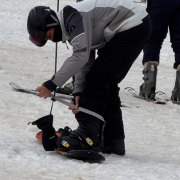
[10,82,132,108]
[155,91,171,101]
[36,131,105,161]
[124,87,166,105]
[156,92,180,105]
[9,82,73,100]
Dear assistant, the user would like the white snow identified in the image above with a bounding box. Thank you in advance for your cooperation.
[0,0,180,180]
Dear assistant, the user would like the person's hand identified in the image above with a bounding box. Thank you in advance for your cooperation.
[69,96,80,114]
[35,85,52,99]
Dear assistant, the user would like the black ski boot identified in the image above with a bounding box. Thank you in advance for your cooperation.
[171,65,180,104]
[139,61,158,100]
[58,126,72,136]
[31,115,58,151]
[102,139,125,156]
[56,120,104,152]
[56,77,74,95]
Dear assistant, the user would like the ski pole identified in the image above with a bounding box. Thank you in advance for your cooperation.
[50,0,60,114]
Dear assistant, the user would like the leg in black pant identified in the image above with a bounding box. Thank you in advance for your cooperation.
[169,7,180,68]
[104,84,124,141]
[143,0,180,66]
[102,84,125,155]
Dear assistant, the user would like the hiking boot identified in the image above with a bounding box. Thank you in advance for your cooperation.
[171,65,180,104]
[102,139,125,156]
[139,61,158,100]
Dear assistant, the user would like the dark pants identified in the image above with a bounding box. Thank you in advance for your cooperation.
[76,17,151,141]
[143,0,180,68]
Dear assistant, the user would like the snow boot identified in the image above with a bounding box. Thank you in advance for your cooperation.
[171,65,180,104]
[139,61,158,100]
[102,139,125,156]
[31,115,58,151]
[56,120,104,152]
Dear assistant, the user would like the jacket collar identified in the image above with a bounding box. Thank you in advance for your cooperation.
[56,10,69,43]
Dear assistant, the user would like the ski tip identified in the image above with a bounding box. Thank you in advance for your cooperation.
[9,82,16,87]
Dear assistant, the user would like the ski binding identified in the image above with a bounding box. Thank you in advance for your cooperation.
[124,87,166,105]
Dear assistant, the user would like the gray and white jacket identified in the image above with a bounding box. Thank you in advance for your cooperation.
[51,0,148,94]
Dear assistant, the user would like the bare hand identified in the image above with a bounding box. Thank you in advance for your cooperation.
[69,96,80,114]
[35,85,52,99]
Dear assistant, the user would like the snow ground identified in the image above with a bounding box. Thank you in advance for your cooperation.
[0,0,180,180]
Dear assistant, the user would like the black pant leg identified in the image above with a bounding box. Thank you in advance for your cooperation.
[104,84,125,141]
[143,0,170,64]
[169,5,180,68]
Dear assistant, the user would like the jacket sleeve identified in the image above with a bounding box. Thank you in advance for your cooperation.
[51,6,93,89]
[73,50,95,94]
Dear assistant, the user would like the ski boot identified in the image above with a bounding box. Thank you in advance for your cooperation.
[171,65,180,104]
[56,120,105,161]
[139,61,158,100]
[35,125,73,149]
[102,139,125,156]
[56,82,74,95]
[58,126,72,136]
[56,120,104,152]
[31,115,58,151]
[56,80,74,95]
[31,117,73,151]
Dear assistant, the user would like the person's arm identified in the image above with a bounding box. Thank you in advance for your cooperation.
[36,6,93,98]
[51,6,93,89]
[73,50,95,94]
[68,50,95,114]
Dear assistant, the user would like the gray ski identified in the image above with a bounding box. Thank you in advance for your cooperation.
[9,82,73,100]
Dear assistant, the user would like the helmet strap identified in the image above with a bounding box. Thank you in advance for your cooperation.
[50,14,60,24]
[46,15,60,27]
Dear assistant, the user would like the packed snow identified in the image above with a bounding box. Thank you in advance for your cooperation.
[0,0,180,179]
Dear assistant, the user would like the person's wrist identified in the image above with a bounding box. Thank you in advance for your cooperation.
[72,92,82,102]
[43,80,57,91]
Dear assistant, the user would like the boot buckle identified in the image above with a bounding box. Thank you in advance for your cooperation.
[86,137,93,146]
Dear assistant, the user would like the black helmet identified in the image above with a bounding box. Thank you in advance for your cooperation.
[27,6,60,47]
